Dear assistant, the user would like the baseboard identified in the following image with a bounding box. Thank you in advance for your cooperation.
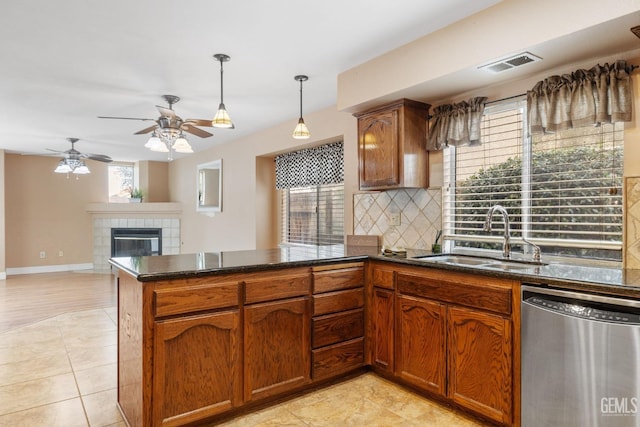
[6,263,95,276]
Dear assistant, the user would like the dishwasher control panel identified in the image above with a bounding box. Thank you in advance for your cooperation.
[524,293,640,325]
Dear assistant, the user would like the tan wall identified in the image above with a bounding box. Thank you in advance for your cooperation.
[138,160,169,202]
[169,106,358,253]
[5,153,108,268]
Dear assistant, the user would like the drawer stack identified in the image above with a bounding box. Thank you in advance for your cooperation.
[311,263,365,380]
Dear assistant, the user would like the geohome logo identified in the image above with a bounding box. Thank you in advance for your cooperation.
[601,397,639,416]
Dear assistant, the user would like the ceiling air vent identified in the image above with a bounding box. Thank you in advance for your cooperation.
[478,52,542,74]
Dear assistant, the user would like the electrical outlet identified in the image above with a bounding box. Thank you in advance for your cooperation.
[389,212,401,226]
[39,251,46,259]
[58,250,64,257]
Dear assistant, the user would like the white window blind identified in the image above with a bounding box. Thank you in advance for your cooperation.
[444,100,623,261]
[280,184,344,246]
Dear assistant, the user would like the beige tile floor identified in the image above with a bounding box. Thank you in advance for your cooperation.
[0,307,488,427]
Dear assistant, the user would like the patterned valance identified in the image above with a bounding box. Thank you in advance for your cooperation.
[275,142,344,189]
[527,60,636,134]
[427,97,487,151]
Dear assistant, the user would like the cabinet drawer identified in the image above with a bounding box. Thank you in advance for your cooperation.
[312,337,364,380]
[244,273,311,304]
[154,282,239,317]
[397,272,511,315]
[312,266,364,294]
[371,266,395,289]
[313,288,364,316]
[312,308,364,349]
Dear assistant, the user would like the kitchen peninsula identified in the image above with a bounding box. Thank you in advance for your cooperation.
[110,246,640,427]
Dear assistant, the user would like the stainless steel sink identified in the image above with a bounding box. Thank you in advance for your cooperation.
[424,255,493,266]
[411,254,546,270]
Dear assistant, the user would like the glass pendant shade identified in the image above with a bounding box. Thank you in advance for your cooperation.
[145,135,162,149]
[212,103,233,128]
[173,136,193,153]
[73,161,91,174]
[54,159,72,173]
[292,118,311,139]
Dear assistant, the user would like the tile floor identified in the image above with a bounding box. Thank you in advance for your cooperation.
[0,306,488,426]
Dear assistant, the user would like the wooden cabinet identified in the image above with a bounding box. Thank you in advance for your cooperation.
[354,98,430,190]
[395,294,446,396]
[244,297,311,402]
[243,270,311,402]
[395,269,515,425]
[311,263,365,380]
[365,262,518,426]
[372,287,394,373]
[370,263,395,373]
[448,306,512,425]
[153,311,241,426]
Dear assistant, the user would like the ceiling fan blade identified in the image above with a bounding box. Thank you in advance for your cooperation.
[134,124,159,135]
[182,124,213,138]
[185,119,214,127]
[83,153,113,163]
[98,116,156,121]
[156,106,176,119]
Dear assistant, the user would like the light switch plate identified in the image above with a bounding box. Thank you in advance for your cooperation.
[389,212,401,226]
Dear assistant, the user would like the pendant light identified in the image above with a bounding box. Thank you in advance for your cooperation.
[292,75,310,139]
[212,53,234,129]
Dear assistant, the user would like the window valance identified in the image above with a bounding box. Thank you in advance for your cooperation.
[527,60,636,134]
[275,141,344,189]
[426,97,487,151]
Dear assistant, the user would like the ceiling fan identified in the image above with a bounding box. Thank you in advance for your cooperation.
[98,95,214,139]
[47,137,113,163]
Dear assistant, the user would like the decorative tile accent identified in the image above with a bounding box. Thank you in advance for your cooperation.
[354,189,442,249]
[625,177,640,268]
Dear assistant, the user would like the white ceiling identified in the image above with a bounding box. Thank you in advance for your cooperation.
[0,0,501,162]
[2,1,639,164]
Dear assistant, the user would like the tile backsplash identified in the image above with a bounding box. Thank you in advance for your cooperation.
[625,176,640,268]
[353,188,442,250]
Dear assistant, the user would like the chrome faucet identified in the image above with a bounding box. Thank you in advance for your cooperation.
[483,205,511,259]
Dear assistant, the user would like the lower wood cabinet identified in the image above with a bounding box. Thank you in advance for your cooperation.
[395,293,446,396]
[371,287,394,373]
[244,297,311,402]
[448,306,512,425]
[152,310,241,427]
[367,262,518,426]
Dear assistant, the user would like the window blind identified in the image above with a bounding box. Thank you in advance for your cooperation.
[280,184,344,246]
[444,100,623,260]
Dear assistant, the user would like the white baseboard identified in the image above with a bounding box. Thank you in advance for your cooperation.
[6,263,95,276]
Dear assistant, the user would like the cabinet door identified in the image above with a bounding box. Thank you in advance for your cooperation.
[371,287,394,372]
[358,109,399,188]
[448,306,512,425]
[244,297,311,402]
[153,310,241,426]
[395,294,446,396]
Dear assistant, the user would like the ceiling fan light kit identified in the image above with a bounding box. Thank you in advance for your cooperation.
[212,53,234,129]
[98,94,212,160]
[292,75,310,139]
[52,138,112,178]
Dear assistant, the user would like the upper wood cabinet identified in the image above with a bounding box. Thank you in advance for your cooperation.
[354,99,430,190]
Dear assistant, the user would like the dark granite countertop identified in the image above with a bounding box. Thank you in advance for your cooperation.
[109,245,640,299]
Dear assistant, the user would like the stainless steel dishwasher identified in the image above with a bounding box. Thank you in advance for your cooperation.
[522,285,640,427]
